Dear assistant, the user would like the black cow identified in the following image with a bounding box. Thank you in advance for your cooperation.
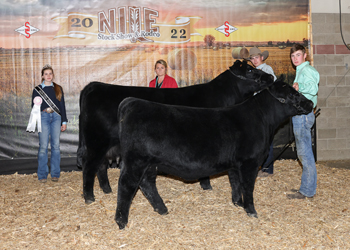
[79,60,274,204]
[115,81,313,229]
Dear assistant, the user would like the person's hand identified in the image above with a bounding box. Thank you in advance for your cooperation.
[293,82,299,91]
[61,124,67,132]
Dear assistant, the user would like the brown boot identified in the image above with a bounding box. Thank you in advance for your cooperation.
[257,170,272,178]
[287,191,313,199]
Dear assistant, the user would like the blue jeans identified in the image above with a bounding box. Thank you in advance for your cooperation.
[292,112,317,197]
[37,111,61,180]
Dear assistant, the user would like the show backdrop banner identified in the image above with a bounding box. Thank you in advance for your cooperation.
[0,0,310,160]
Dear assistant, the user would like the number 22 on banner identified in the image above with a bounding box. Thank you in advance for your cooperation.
[171,29,186,39]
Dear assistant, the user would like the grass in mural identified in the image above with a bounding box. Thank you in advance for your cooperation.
[0,46,299,94]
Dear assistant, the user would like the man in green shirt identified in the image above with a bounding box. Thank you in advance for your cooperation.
[287,44,319,199]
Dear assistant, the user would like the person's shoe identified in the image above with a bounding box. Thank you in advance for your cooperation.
[287,191,312,199]
[51,177,59,182]
[39,179,47,183]
[257,170,272,178]
[290,189,299,193]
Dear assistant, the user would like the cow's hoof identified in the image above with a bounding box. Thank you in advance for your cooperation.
[234,202,244,208]
[247,212,258,218]
[102,187,112,194]
[201,185,213,190]
[117,223,126,230]
[115,218,127,230]
[155,206,168,215]
[160,211,169,215]
[84,197,95,204]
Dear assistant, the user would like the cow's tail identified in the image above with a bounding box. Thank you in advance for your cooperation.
[76,115,85,169]
[77,82,97,169]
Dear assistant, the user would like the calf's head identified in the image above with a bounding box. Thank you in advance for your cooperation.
[268,81,314,115]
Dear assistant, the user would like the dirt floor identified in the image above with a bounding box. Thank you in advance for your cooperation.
[0,159,349,249]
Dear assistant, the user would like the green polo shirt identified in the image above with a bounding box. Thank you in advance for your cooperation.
[294,61,320,108]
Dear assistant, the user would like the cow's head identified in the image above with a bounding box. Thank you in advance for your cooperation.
[229,60,275,85]
[267,81,314,115]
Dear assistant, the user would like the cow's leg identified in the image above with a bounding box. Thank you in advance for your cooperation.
[199,177,212,190]
[139,166,168,215]
[240,162,259,218]
[228,168,243,208]
[83,150,105,204]
[115,161,148,230]
[96,157,112,194]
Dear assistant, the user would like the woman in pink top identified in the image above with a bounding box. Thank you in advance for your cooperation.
[149,59,178,88]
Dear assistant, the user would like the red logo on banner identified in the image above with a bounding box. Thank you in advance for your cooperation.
[15,22,40,38]
[215,21,237,37]
[224,21,230,37]
[25,22,31,38]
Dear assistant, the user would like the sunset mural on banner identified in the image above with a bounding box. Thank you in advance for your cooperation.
[0,0,310,159]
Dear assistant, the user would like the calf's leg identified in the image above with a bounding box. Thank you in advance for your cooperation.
[228,169,243,208]
[96,158,112,194]
[139,166,168,215]
[83,150,106,204]
[115,162,149,230]
[240,162,259,217]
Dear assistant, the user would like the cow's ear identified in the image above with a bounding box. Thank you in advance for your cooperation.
[234,59,241,67]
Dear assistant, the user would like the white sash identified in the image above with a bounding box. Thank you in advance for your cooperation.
[26,96,42,133]
[34,86,61,116]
